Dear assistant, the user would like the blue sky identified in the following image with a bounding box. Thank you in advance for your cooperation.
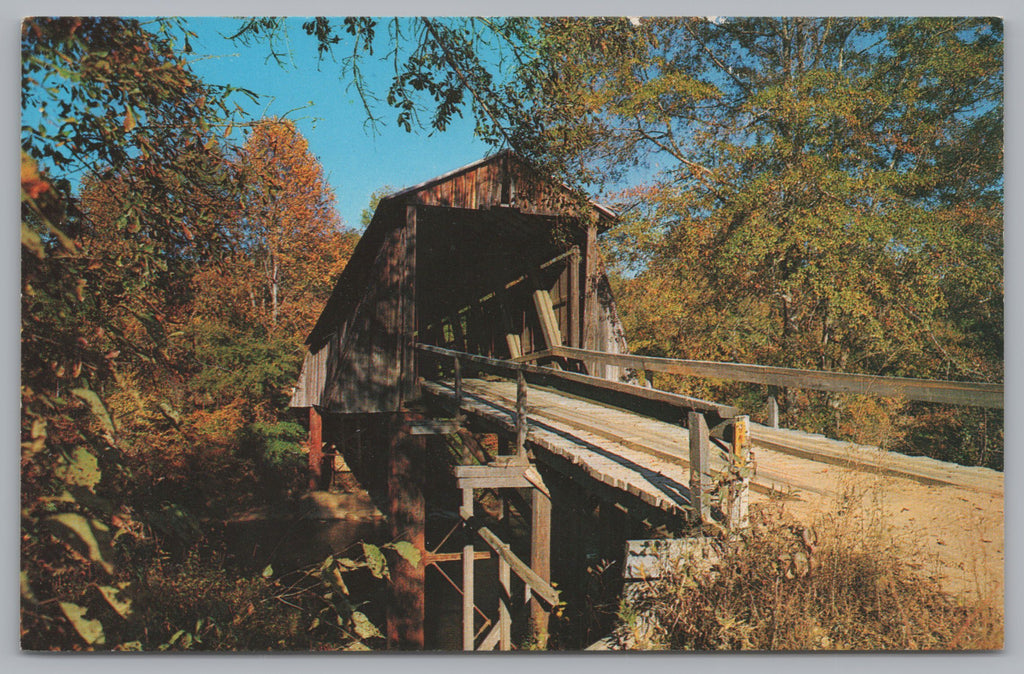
[183,17,493,230]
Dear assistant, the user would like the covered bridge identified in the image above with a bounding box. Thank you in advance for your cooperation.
[287,151,639,649]
[290,149,629,419]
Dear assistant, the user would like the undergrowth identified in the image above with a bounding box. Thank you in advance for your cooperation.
[614,496,1003,651]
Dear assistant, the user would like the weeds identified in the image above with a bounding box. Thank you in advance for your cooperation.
[612,495,1003,650]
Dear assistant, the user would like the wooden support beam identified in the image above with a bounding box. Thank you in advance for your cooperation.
[401,205,418,402]
[386,413,426,650]
[516,370,528,458]
[308,406,324,491]
[423,550,490,565]
[408,419,461,436]
[461,487,475,651]
[569,246,581,349]
[478,622,501,651]
[582,225,600,376]
[456,428,495,465]
[455,464,533,490]
[530,476,552,648]
[532,288,564,351]
[476,526,560,608]
[688,412,712,523]
[453,356,463,416]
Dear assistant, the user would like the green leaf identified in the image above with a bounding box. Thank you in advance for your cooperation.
[21,223,46,259]
[387,540,422,568]
[362,542,388,579]
[47,512,114,574]
[351,611,383,640]
[71,387,115,434]
[20,571,38,605]
[262,564,274,578]
[59,602,106,646]
[97,583,133,619]
[58,446,102,489]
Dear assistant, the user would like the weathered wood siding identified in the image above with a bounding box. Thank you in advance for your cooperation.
[319,208,416,413]
[396,151,613,223]
[291,152,623,414]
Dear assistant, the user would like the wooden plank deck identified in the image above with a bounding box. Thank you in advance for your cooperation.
[420,377,1004,518]
[420,376,1004,603]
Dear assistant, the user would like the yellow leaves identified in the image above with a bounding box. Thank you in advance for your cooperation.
[47,513,114,574]
[96,583,133,619]
[21,152,50,200]
[123,106,136,132]
[22,224,46,260]
[59,601,106,646]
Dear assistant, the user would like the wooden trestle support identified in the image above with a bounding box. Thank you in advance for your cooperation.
[448,355,559,651]
[392,345,754,651]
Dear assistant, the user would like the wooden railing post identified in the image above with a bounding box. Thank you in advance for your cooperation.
[688,411,711,523]
[726,415,751,530]
[453,355,463,416]
[498,555,511,650]
[516,369,528,458]
[767,394,779,429]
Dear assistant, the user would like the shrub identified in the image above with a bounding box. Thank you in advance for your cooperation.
[613,501,1003,650]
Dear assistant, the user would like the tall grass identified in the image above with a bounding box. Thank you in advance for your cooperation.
[613,493,1003,650]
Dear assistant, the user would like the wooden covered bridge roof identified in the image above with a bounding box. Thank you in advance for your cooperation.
[290,150,629,413]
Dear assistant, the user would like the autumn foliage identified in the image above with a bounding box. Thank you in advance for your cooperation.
[21,18,356,650]
[21,15,1003,651]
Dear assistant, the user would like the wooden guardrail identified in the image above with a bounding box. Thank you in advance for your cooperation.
[415,342,752,529]
[525,346,1003,409]
[415,343,739,424]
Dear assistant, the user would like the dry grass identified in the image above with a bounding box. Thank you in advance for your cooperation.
[613,488,1003,651]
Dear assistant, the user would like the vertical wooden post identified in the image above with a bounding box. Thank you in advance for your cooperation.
[529,483,552,649]
[386,413,425,650]
[568,247,581,349]
[453,355,462,416]
[308,406,323,491]
[582,224,600,376]
[401,205,418,402]
[727,415,751,530]
[498,555,511,650]
[516,369,528,458]
[688,412,711,523]
[460,487,475,651]
[767,394,779,429]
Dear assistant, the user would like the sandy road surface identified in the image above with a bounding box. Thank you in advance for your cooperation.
[747,438,1004,609]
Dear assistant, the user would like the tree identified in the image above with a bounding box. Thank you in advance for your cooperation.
[228,18,546,150]
[531,18,1002,464]
[230,118,356,334]
[180,119,358,414]
[20,17,250,649]
[360,184,399,228]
